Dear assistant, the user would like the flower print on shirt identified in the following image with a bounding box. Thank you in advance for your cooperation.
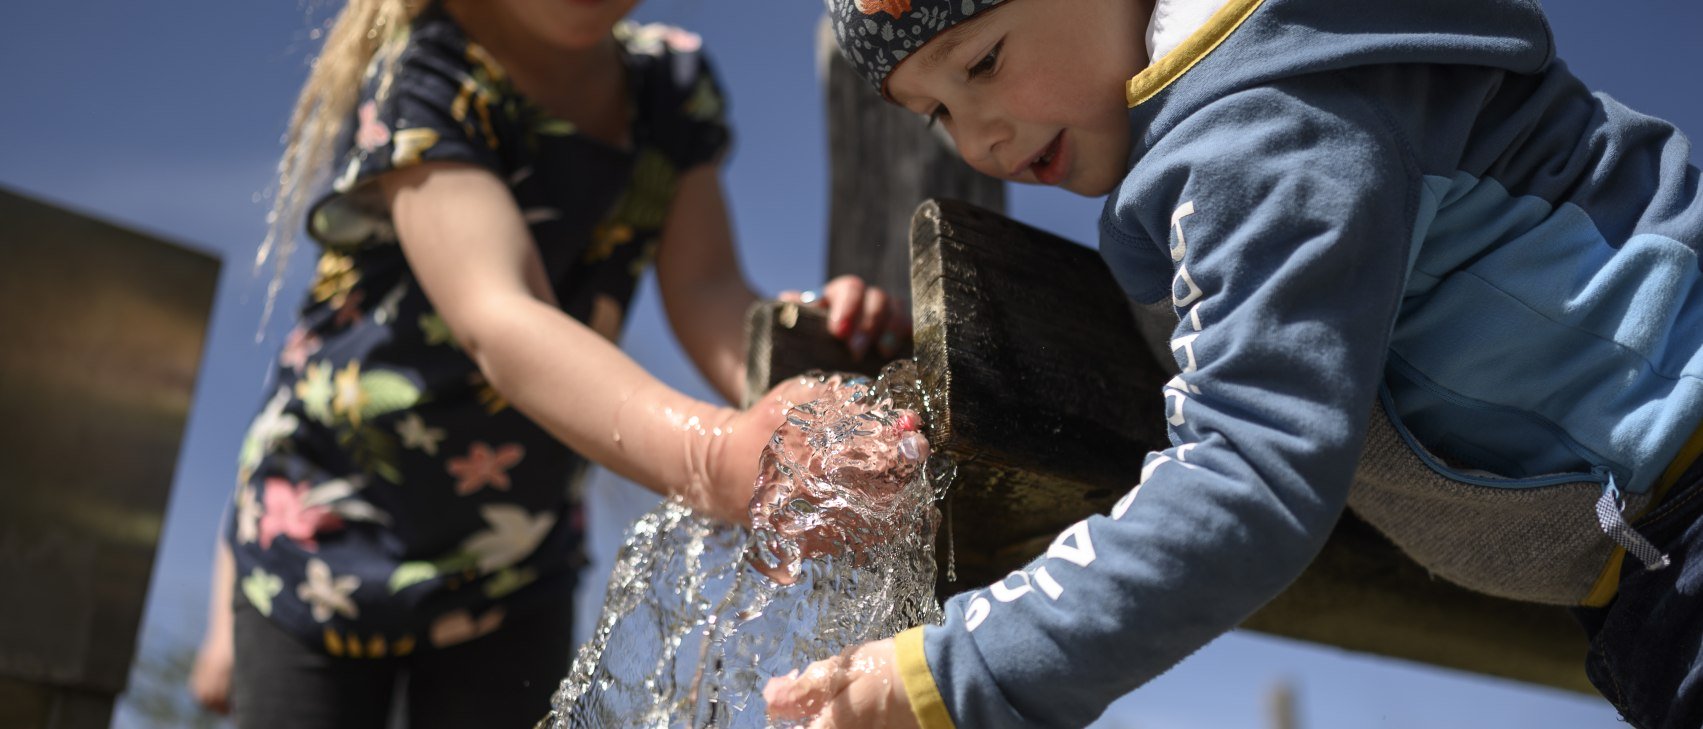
[297,361,336,424]
[235,482,262,545]
[446,442,524,495]
[298,558,361,622]
[467,372,509,414]
[333,289,366,329]
[482,567,538,599]
[307,477,393,527]
[429,606,505,648]
[685,75,722,123]
[237,387,299,485]
[460,504,557,572]
[392,128,440,168]
[418,312,458,348]
[311,252,360,308]
[332,361,371,426]
[355,100,392,152]
[259,477,346,551]
[396,413,446,456]
[242,567,284,616]
[280,327,322,373]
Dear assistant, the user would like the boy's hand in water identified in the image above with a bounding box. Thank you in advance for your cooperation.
[764,638,920,729]
[780,274,913,360]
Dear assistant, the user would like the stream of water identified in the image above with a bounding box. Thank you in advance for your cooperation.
[549,362,948,728]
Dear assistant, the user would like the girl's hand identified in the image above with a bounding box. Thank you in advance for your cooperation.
[695,376,838,524]
[780,275,913,360]
[188,629,234,715]
[743,375,929,584]
[764,638,920,729]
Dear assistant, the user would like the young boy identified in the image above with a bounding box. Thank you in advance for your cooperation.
[766,0,1703,727]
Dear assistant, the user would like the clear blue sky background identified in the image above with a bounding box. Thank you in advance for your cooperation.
[5,1,1701,727]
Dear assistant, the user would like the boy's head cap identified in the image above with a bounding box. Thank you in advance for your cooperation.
[825,0,1008,97]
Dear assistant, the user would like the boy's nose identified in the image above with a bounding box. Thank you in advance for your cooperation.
[954,114,1016,180]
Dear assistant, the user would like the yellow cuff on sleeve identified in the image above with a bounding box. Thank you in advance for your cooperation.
[895,626,956,729]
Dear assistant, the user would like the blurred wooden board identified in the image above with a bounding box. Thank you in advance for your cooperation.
[0,187,220,727]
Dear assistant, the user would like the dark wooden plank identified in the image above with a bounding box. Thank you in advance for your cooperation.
[906,197,1592,693]
[742,301,910,408]
[0,187,219,704]
[908,199,1173,579]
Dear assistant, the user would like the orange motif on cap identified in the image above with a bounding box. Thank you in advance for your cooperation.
[856,0,912,19]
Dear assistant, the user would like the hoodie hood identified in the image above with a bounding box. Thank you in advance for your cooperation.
[1128,0,1555,138]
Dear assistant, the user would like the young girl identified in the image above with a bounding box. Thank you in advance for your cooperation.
[769,0,1703,727]
[186,0,908,726]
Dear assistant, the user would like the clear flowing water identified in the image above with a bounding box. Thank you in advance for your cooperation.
[549,362,948,729]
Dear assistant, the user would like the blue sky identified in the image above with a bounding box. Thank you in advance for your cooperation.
[6,1,1701,726]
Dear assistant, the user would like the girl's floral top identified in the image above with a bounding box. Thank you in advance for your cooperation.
[227,5,729,656]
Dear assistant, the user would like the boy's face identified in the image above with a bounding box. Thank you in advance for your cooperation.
[886,0,1149,197]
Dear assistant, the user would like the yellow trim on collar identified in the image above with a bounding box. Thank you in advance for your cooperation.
[1581,421,1703,607]
[1126,0,1268,108]
[896,627,957,729]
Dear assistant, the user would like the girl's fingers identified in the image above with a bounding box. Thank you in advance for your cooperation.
[850,287,892,359]
[823,276,866,339]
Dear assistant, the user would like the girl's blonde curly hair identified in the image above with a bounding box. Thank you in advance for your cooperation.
[255,0,425,334]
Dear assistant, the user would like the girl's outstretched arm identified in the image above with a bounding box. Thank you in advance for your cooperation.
[655,166,759,404]
[382,160,787,522]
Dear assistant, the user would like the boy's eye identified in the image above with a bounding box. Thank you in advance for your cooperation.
[968,40,1002,79]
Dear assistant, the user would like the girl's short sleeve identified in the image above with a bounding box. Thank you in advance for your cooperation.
[631,26,733,173]
[309,28,512,251]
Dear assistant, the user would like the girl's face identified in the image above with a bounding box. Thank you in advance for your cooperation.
[496,0,641,49]
[885,0,1149,197]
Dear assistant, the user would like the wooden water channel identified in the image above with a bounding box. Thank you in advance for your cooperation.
[740,25,1593,694]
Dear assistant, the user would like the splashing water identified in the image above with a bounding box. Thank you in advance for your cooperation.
[550,362,947,728]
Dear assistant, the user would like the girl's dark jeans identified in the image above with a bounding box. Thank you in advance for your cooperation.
[230,590,574,729]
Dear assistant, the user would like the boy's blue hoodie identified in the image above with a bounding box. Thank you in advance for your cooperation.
[895,0,1703,726]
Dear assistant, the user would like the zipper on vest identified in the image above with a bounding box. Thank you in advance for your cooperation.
[1594,468,1671,572]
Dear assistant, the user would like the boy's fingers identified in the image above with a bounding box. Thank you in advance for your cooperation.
[765,657,842,720]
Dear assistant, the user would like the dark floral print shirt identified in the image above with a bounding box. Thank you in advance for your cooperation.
[227,6,730,656]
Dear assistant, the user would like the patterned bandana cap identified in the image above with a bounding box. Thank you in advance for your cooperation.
[825,0,1008,95]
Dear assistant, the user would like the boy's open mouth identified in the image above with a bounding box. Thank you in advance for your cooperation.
[1026,131,1068,185]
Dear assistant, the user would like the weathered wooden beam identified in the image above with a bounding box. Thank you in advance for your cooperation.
[907,197,1591,693]
[742,301,909,408]
[907,200,1173,579]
